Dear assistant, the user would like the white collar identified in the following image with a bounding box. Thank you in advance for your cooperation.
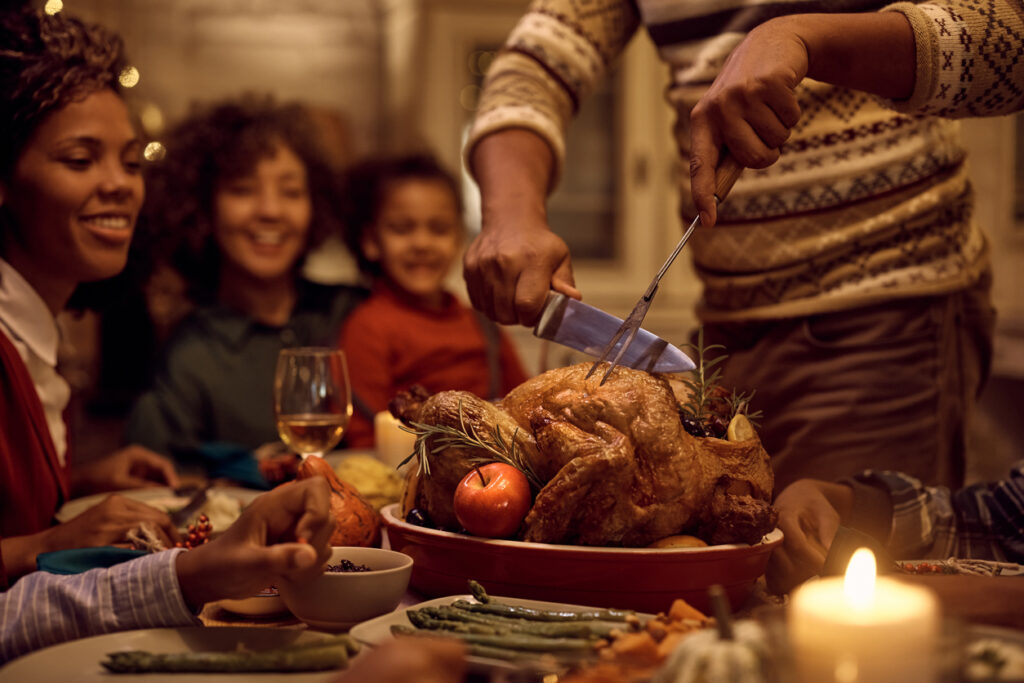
[0,257,59,367]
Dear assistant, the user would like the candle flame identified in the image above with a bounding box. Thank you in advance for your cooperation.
[843,548,876,610]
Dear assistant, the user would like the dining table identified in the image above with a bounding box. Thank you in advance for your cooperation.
[24,452,1024,683]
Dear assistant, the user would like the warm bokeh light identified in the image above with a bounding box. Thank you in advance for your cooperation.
[43,0,62,15]
[143,141,166,162]
[843,547,877,610]
[468,50,496,77]
[140,103,165,136]
[459,84,480,111]
[118,66,140,88]
[477,51,495,75]
[834,655,859,683]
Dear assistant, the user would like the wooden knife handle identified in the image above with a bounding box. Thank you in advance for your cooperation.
[714,153,744,205]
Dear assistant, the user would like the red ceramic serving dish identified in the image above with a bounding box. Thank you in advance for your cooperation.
[381,504,782,614]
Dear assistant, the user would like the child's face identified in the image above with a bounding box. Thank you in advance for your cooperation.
[1,89,143,292]
[362,178,462,303]
[212,141,311,285]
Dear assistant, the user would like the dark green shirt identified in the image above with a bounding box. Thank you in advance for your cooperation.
[125,281,368,460]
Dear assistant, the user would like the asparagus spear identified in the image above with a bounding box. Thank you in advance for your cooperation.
[101,636,357,673]
[464,642,589,667]
[468,579,492,603]
[450,598,635,622]
[408,611,509,635]
[391,624,599,653]
[416,605,624,638]
[410,608,615,638]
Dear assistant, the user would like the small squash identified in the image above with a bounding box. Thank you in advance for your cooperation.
[296,454,380,547]
[652,619,770,683]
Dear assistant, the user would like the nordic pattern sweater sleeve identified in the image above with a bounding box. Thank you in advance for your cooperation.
[883,0,1024,118]
[465,0,641,188]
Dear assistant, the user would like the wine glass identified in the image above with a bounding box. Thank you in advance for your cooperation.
[274,347,352,459]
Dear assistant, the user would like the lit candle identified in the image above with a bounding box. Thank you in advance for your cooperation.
[374,411,417,471]
[789,548,940,683]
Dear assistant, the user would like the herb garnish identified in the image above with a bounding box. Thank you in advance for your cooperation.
[679,328,763,437]
[400,400,543,490]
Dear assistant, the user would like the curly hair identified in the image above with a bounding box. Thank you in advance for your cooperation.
[0,8,125,177]
[339,153,463,278]
[143,94,342,303]
[0,8,129,310]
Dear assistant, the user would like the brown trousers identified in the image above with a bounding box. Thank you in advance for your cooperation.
[702,276,995,496]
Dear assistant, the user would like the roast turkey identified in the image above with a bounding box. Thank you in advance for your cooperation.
[392,362,776,547]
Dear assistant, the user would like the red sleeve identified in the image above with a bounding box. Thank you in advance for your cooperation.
[338,304,396,448]
[0,330,70,587]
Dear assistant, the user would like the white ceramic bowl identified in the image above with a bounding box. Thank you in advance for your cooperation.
[278,546,413,631]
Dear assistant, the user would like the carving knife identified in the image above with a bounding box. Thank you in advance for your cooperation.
[533,291,695,373]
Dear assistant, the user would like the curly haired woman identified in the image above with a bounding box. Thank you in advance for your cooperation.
[0,8,183,586]
[124,96,366,482]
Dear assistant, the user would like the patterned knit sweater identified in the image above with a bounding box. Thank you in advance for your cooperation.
[466,0,1021,321]
[886,0,1024,118]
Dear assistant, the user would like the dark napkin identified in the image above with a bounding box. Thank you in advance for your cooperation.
[37,547,147,575]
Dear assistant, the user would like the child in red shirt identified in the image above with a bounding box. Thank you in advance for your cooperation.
[338,154,529,447]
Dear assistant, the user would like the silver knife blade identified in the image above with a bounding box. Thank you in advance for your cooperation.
[534,292,695,373]
[169,483,212,527]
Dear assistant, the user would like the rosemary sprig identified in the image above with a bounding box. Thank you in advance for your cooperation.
[726,389,763,427]
[679,327,726,425]
[678,328,764,434]
[399,400,543,490]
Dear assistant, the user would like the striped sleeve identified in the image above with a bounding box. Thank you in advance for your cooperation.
[881,0,1024,118]
[465,0,641,189]
[851,461,1024,562]
[0,549,199,664]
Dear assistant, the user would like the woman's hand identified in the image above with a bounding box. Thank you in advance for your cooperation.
[41,494,178,555]
[766,479,853,594]
[1,495,181,580]
[71,445,180,495]
[175,478,335,609]
[51,494,181,549]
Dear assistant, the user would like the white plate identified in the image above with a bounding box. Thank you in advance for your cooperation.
[55,486,262,526]
[0,627,349,683]
[894,559,1024,577]
[351,594,654,675]
[964,624,1024,681]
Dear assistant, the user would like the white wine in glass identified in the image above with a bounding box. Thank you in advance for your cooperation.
[274,347,352,458]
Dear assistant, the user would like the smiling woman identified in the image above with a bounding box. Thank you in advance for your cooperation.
[123,96,367,474]
[3,91,143,307]
[0,7,183,587]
